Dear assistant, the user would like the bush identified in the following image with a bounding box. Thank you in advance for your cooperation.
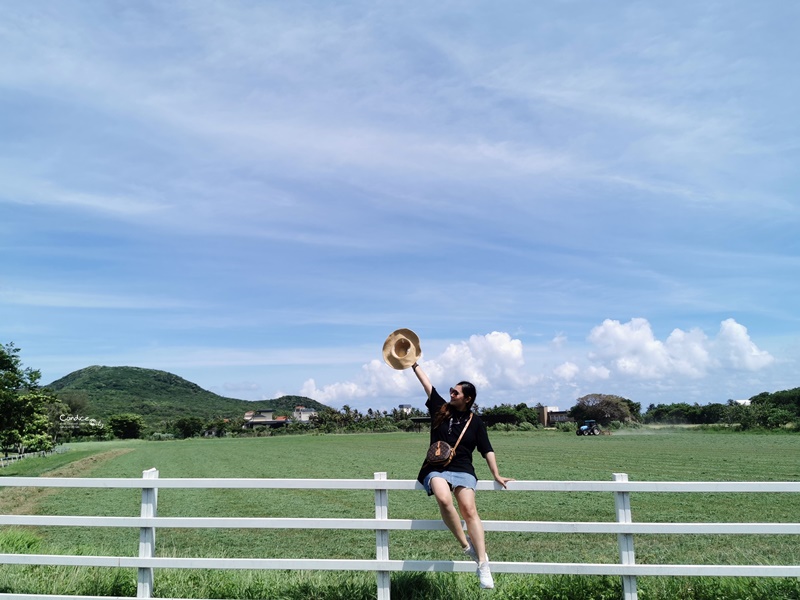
[490,423,519,432]
[108,414,144,439]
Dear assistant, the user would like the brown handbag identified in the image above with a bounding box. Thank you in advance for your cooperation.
[425,413,473,467]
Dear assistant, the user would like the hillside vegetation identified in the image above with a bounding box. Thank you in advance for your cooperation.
[46,366,325,429]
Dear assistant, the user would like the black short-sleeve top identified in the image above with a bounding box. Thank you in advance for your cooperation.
[416,387,494,484]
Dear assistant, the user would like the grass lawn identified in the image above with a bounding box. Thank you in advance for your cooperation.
[1,429,799,599]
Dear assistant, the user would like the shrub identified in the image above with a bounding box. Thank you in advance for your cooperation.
[108,414,144,439]
[490,423,519,432]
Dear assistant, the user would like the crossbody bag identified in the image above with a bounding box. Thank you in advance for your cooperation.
[424,413,473,468]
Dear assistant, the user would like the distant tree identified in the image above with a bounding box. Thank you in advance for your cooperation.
[643,402,728,425]
[310,407,341,432]
[749,388,800,418]
[480,403,541,426]
[697,403,727,424]
[205,417,230,437]
[0,343,57,455]
[619,398,641,419]
[40,390,70,444]
[479,404,519,423]
[391,406,425,420]
[56,390,90,416]
[724,400,795,430]
[173,416,205,438]
[569,394,634,425]
[109,414,145,439]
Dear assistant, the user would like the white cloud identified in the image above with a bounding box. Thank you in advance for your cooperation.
[295,319,776,409]
[664,327,712,377]
[586,317,773,380]
[299,332,534,405]
[300,378,365,406]
[554,362,579,381]
[714,318,775,371]
[587,318,672,378]
[584,365,611,381]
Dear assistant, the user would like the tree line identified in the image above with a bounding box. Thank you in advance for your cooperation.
[2,343,798,452]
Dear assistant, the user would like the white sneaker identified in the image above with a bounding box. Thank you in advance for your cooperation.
[463,536,479,563]
[477,561,494,589]
[463,542,479,563]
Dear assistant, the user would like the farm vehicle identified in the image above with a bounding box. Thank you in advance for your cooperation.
[576,420,601,436]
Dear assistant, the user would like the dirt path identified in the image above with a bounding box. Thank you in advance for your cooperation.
[0,448,135,515]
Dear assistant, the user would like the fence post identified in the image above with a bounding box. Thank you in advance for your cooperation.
[138,468,159,599]
[375,472,390,600]
[613,473,637,600]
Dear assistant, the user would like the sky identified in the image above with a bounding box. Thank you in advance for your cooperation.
[2,1,799,415]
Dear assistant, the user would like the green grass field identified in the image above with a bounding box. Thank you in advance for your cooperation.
[1,429,799,599]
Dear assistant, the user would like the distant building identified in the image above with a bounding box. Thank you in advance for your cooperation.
[733,399,751,406]
[293,406,318,421]
[398,404,413,415]
[243,410,276,428]
[537,406,573,427]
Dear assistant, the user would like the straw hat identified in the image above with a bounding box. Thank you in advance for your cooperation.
[382,328,422,370]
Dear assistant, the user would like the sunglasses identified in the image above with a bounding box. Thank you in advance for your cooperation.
[449,388,461,397]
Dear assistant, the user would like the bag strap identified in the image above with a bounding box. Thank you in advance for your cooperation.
[450,413,473,453]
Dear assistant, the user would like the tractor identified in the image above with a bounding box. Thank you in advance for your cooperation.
[576,419,601,436]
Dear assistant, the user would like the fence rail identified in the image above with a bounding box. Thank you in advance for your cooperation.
[1,471,799,600]
[0,448,65,468]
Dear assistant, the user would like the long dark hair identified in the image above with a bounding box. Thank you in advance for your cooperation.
[433,381,476,429]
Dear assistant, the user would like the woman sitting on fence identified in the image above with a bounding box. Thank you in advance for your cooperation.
[412,361,514,590]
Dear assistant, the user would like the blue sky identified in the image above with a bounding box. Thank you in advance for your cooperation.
[2,1,798,414]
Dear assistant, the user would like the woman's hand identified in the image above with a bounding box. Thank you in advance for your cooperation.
[485,452,514,488]
[494,475,515,489]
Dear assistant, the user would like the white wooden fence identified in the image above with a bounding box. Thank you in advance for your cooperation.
[0,448,65,468]
[1,470,799,600]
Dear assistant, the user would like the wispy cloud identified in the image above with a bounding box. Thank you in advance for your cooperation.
[1,174,169,217]
[0,286,195,310]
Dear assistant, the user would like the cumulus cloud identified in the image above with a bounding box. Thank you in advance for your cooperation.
[584,365,611,381]
[554,362,579,381]
[299,331,534,406]
[586,317,773,379]
[298,320,774,409]
[714,318,775,370]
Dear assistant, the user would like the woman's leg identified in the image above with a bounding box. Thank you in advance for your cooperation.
[430,477,469,548]
[453,486,488,562]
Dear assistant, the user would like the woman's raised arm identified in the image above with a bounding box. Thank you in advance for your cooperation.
[411,362,432,398]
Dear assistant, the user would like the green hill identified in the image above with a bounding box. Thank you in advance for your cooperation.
[46,366,326,429]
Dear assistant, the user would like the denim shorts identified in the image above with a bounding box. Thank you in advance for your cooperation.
[422,470,478,496]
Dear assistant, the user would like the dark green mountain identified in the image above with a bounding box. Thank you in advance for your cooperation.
[46,366,326,429]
